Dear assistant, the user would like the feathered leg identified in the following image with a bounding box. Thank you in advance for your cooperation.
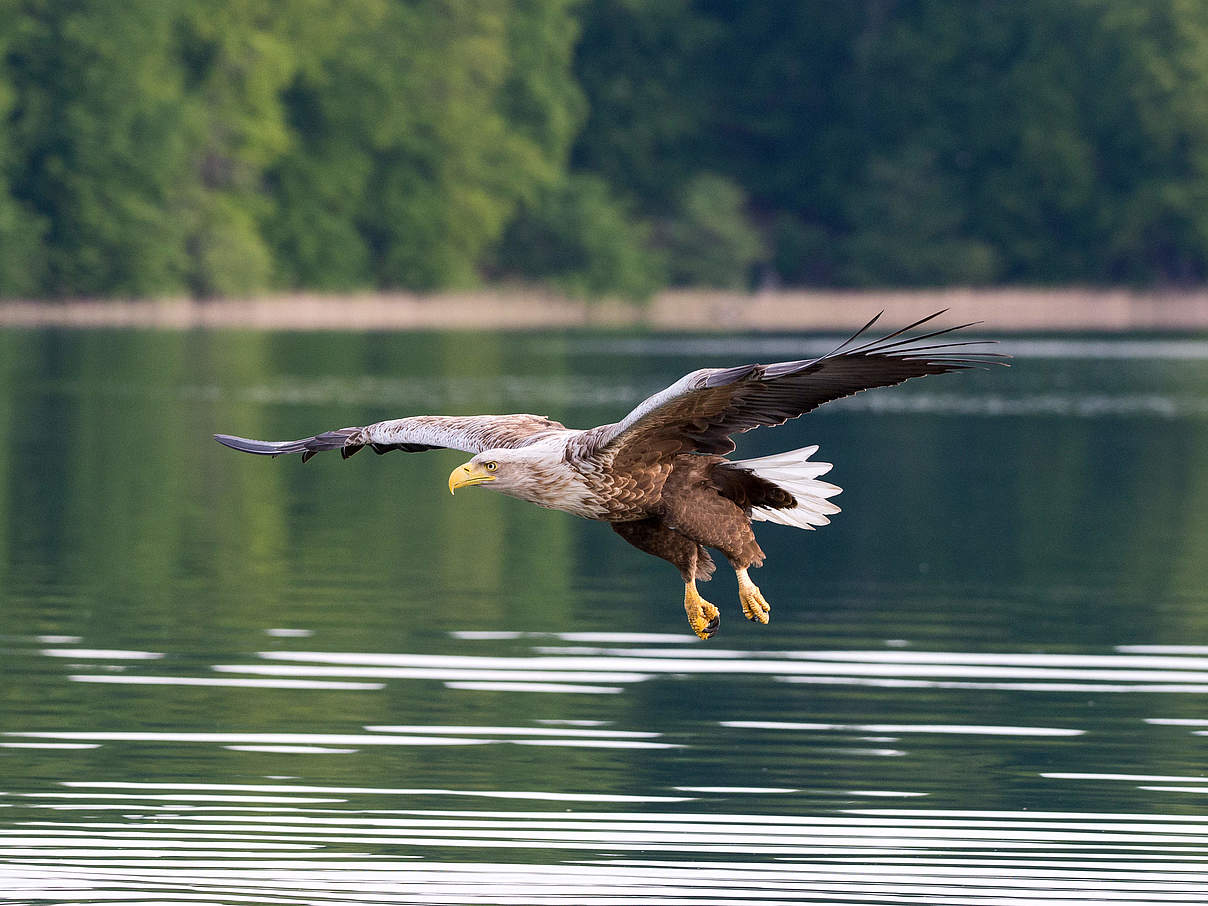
[611,518,719,639]
[661,458,775,629]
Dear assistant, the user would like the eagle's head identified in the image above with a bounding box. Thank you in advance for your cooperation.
[448,445,597,516]
[447,449,540,498]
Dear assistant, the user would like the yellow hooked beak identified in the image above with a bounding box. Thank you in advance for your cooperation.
[449,461,496,494]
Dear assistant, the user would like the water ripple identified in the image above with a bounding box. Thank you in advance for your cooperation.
[209,645,1208,695]
[5,797,1208,903]
[8,636,1208,902]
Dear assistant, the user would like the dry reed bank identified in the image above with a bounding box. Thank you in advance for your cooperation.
[1,288,1207,332]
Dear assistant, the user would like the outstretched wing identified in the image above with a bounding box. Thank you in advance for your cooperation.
[215,414,566,463]
[574,311,1006,466]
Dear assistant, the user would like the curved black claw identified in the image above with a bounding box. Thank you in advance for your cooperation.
[703,614,720,638]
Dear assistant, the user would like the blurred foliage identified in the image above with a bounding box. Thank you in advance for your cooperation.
[659,173,765,289]
[6,0,1208,297]
[493,173,663,299]
[573,0,1208,289]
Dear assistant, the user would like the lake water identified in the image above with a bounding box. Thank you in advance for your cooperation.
[3,326,1208,904]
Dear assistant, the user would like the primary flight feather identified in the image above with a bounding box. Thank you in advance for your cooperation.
[215,311,1005,638]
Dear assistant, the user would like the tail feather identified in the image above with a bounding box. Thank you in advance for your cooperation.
[722,444,842,531]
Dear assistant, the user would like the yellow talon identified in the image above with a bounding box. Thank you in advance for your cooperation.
[737,567,771,624]
[684,581,720,639]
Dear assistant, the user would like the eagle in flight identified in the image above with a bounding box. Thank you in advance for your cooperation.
[216,312,1003,639]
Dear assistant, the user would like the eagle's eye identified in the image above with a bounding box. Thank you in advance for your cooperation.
[484,460,498,472]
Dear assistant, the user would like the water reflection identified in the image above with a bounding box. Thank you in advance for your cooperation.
[6,628,1208,899]
[5,794,1208,902]
[3,328,1208,902]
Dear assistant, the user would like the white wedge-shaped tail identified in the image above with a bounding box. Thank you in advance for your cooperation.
[722,444,842,530]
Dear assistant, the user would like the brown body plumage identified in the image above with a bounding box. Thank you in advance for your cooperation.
[215,312,1005,638]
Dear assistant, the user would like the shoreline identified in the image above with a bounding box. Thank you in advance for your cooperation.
[1,288,1207,332]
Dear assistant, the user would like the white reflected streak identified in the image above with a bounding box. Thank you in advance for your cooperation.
[41,648,163,659]
[224,745,358,754]
[365,726,660,739]
[20,819,1208,848]
[1150,718,1208,726]
[0,859,413,877]
[451,631,698,644]
[723,721,1083,737]
[420,792,694,803]
[50,829,1195,851]
[70,675,384,690]
[4,732,487,747]
[1044,773,1208,784]
[536,720,610,726]
[512,739,681,750]
[4,872,1208,906]
[392,808,1208,833]
[1142,787,1208,795]
[62,782,691,803]
[777,676,1208,693]
[252,649,1208,683]
[22,793,346,804]
[543,647,1208,670]
[24,805,181,811]
[443,681,623,694]
[9,859,1208,900]
[215,664,651,684]
[0,743,100,750]
[0,848,321,860]
[798,650,1208,670]
[845,809,1208,823]
[449,631,527,640]
[0,837,313,849]
[674,787,798,794]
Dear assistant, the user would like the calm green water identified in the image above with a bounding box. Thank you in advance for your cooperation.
[3,326,1208,903]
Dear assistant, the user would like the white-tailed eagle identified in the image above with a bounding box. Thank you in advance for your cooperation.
[215,312,1004,638]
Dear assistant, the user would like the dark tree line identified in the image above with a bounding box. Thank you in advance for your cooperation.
[3,0,1208,299]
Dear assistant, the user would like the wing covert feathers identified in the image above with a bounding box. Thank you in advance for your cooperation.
[575,310,1006,463]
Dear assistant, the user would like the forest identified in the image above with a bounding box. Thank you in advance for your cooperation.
[3,0,1208,299]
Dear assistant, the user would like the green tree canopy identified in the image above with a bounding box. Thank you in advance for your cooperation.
[5,0,1208,297]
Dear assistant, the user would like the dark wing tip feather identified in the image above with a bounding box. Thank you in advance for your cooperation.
[762,312,1008,380]
[843,309,951,355]
[828,310,886,356]
[214,433,294,455]
[214,427,362,461]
